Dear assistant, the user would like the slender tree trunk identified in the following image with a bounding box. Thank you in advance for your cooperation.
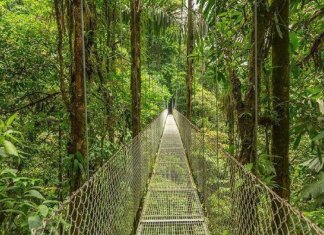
[66,0,74,84]
[54,0,69,110]
[186,0,194,121]
[265,74,271,155]
[58,125,63,235]
[105,0,117,143]
[69,0,87,192]
[85,0,96,81]
[240,0,268,165]
[228,105,235,154]
[130,0,141,137]
[226,3,270,234]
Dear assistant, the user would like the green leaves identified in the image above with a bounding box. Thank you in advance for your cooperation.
[301,158,323,173]
[290,32,299,52]
[0,114,50,233]
[313,131,324,141]
[244,163,253,172]
[26,190,45,200]
[28,215,42,230]
[0,168,18,177]
[37,205,49,217]
[0,114,21,159]
[3,140,18,156]
[301,172,324,200]
[6,113,17,127]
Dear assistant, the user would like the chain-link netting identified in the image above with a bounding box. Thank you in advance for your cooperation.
[32,110,168,235]
[136,116,208,234]
[173,109,324,235]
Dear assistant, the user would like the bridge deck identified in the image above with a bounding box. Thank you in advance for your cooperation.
[136,115,209,235]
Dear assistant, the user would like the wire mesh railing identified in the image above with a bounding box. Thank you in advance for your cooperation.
[136,115,209,234]
[32,109,168,235]
[173,109,324,235]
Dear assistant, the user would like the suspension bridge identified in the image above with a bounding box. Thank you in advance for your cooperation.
[33,110,323,235]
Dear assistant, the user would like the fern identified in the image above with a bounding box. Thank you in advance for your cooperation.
[301,172,324,201]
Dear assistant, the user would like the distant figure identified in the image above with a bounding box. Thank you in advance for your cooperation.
[168,96,175,114]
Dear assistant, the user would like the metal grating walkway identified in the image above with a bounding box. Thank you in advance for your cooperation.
[136,115,209,235]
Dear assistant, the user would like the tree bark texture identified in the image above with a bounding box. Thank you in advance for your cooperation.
[230,0,269,165]
[85,0,96,81]
[186,0,194,121]
[130,0,141,137]
[54,0,70,111]
[69,0,87,192]
[105,0,118,142]
[271,0,290,201]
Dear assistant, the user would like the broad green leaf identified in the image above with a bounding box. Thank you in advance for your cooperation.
[2,209,26,216]
[313,131,324,141]
[43,200,59,205]
[0,147,8,158]
[28,215,42,230]
[38,205,49,217]
[301,158,323,172]
[245,163,253,172]
[0,168,18,177]
[3,140,18,156]
[26,190,45,200]
[6,113,17,127]
[290,32,299,51]
[301,172,324,199]
[293,133,302,150]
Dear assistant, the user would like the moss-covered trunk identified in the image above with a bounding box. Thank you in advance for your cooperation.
[271,0,290,201]
[68,0,87,234]
[271,0,290,232]
[69,0,87,192]
[186,0,194,121]
[130,0,141,137]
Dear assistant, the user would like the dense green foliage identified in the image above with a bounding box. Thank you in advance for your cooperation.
[0,0,323,233]
[187,0,324,227]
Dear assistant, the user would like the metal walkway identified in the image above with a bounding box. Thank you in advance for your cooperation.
[136,115,209,235]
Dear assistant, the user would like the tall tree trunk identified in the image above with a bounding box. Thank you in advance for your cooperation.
[271,0,290,202]
[67,1,87,234]
[69,0,87,192]
[130,0,141,137]
[104,0,117,143]
[186,0,194,121]
[229,1,269,165]
[271,1,290,233]
[130,2,142,231]
[227,3,270,234]
[239,0,269,165]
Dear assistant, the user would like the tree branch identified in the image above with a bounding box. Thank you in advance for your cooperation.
[0,92,60,115]
[298,33,324,68]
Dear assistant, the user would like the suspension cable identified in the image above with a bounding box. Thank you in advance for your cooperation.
[175,0,185,110]
[214,1,221,231]
[214,0,219,163]
[200,9,206,203]
[254,0,258,168]
[81,0,89,178]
